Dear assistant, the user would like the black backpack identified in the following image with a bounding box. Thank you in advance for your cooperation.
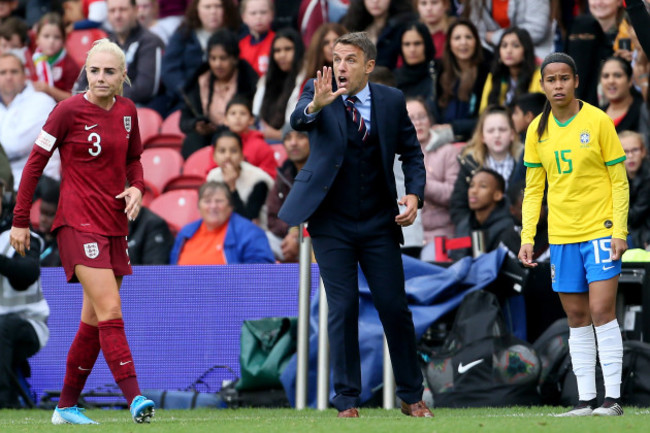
[423,290,541,407]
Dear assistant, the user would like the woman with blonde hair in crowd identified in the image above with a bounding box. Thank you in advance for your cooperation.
[449,105,522,226]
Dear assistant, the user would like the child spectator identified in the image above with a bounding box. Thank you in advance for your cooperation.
[449,168,520,260]
[0,17,37,80]
[414,0,450,60]
[239,0,275,77]
[206,130,274,227]
[450,105,522,226]
[253,27,305,142]
[510,92,546,141]
[480,26,543,112]
[32,13,78,102]
[509,92,546,184]
[619,130,650,249]
[223,95,277,179]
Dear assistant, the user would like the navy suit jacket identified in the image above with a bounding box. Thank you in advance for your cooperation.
[278,80,425,227]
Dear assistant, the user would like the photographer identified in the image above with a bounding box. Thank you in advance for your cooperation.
[0,179,48,408]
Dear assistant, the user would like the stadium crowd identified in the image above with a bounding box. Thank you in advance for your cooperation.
[0,0,646,265]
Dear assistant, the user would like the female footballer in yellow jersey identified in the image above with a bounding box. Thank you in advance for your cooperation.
[518,53,629,417]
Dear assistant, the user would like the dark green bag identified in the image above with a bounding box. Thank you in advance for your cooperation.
[235,317,298,391]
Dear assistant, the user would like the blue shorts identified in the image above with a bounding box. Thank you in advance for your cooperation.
[549,236,621,293]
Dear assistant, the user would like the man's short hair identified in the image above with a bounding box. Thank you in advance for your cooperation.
[334,32,377,62]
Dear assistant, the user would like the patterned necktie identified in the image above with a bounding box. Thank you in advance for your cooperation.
[345,95,368,142]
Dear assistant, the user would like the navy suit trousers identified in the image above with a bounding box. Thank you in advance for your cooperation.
[309,211,424,410]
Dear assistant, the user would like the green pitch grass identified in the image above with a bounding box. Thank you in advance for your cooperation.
[1,407,649,433]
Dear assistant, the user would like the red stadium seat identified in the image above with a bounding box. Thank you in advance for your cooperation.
[66,29,108,68]
[142,180,159,207]
[149,189,200,234]
[143,133,184,151]
[270,143,287,167]
[136,107,163,144]
[160,110,185,138]
[140,148,184,195]
[434,236,472,262]
[183,146,215,177]
[163,174,205,193]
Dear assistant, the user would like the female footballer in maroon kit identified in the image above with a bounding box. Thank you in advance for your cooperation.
[9,39,154,425]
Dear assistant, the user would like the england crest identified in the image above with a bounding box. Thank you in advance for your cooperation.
[84,242,99,259]
[124,116,132,132]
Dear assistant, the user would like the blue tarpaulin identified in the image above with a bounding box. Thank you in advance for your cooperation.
[280,249,508,407]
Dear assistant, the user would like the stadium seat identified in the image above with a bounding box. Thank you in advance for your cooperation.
[183,146,215,177]
[143,133,184,151]
[160,110,185,138]
[140,148,184,195]
[65,29,108,68]
[142,180,159,207]
[163,174,205,193]
[136,107,163,144]
[270,143,287,167]
[434,236,472,262]
[148,189,200,234]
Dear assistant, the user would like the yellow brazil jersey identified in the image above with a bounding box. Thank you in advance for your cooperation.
[479,68,543,113]
[522,101,627,245]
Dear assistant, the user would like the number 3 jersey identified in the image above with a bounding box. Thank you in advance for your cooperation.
[522,101,628,245]
[17,94,144,236]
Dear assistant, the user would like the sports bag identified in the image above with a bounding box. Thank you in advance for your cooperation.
[423,290,541,407]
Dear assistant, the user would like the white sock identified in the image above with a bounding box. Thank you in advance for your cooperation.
[595,319,623,399]
[569,324,597,401]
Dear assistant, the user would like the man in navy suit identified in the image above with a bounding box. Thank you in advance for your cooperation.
[278,32,431,418]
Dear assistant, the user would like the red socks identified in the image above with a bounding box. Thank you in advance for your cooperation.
[58,319,142,407]
[98,318,141,403]
[59,322,101,408]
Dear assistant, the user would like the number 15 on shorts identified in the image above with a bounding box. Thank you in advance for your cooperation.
[592,238,612,265]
